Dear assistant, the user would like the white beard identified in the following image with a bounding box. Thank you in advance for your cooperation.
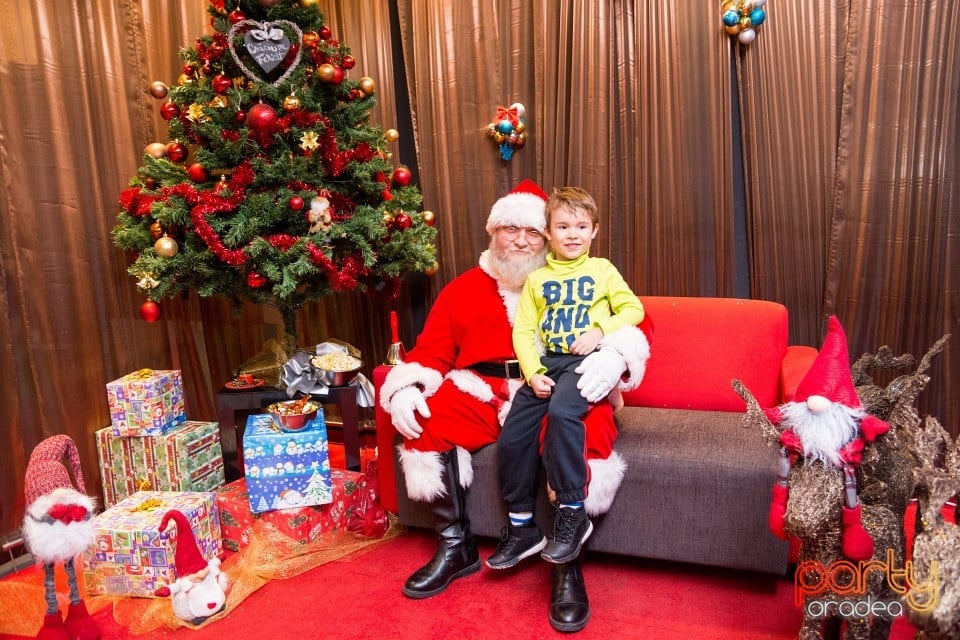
[780,401,864,467]
[486,243,545,290]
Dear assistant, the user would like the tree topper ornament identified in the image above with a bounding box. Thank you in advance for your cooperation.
[487,102,527,161]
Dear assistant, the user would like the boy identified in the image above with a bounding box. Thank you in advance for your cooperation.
[487,186,645,569]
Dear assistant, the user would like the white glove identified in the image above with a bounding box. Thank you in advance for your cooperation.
[389,386,430,439]
[576,348,626,403]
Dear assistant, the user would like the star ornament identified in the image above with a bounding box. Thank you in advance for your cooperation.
[186,103,208,123]
[299,131,319,151]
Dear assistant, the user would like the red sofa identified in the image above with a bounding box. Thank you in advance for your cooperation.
[374,297,816,574]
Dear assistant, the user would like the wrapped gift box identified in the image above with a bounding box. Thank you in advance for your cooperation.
[242,413,332,514]
[96,421,225,507]
[106,369,186,436]
[216,469,362,550]
[81,491,221,598]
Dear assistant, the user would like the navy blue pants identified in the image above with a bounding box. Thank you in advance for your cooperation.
[497,353,589,511]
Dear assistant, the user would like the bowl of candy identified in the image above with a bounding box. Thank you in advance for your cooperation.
[267,397,320,431]
[310,352,363,387]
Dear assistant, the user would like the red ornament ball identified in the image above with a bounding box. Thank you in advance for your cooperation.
[140,300,161,322]
[331,67,344,84]
[211,74,232,94]
[393,212,412,230]
[318,25,332,40]
[160,102,180,121]
[187,162,209,183]
[166,142,188,163]
[247,103,278,134]
[246,272,268,288]
[341,55,356,69]
[392,166,412,187]
[228,9,246,23]
[289,195,304,211]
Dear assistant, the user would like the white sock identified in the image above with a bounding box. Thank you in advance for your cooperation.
[509,511,533,527]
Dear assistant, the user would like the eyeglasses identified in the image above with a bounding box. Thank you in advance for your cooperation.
[498,225,545,241]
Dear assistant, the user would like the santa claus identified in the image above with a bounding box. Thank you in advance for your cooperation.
[379,179,649,632]
[763,315,889,561]
[22,434,100,640]
[153,510,228,625]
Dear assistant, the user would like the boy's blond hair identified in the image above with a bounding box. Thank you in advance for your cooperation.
[545,187,599,226]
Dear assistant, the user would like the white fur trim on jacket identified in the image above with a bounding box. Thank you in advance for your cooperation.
[23,487,96,562]
[379,361,445,413]
[583,451,627,516]
[398,446,474,502]
[600,325,651,391]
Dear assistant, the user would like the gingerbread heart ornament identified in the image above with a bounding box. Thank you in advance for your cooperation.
[228,20,303,87]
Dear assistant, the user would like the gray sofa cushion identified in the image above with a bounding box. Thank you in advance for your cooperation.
[394,406,790,575]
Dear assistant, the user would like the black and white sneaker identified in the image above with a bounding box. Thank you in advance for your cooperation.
[486,524,547,569]
[541,506,593,564]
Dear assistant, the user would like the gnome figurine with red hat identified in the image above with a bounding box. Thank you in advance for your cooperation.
[22,434,100,640]
[762,315,890,561]
[153,510,228,625]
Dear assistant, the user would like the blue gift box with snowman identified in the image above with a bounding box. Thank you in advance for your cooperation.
[242,412,332,514]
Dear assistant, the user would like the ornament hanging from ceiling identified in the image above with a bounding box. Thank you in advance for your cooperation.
[487,102,527,161]
[722,0,768,46]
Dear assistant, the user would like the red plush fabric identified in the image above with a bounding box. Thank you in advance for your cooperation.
[622,297,789,411]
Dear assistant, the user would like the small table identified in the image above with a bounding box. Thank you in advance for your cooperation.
[216,384,363,481]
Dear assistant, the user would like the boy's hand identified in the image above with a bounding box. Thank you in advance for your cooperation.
[529,373,555,398]
[570,328,603,355]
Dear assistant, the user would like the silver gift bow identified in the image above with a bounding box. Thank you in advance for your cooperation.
[250,28,285,42]
[280,348,375,408]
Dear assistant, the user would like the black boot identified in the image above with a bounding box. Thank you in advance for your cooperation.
[402,449,481,598]
[549,561,590,632]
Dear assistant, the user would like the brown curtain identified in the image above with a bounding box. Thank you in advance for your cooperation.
[738,0,960,433]
[1,0,956,538]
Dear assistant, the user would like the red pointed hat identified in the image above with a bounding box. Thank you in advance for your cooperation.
[160,509,207,577]
[485,179,548,235]
[794,315,861,408]
[24,434,87,508]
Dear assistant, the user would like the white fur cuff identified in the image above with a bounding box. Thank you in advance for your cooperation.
[601,325,650,391]
[379,362,444,412]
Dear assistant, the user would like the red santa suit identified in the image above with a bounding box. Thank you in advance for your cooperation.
[379,249,649,515]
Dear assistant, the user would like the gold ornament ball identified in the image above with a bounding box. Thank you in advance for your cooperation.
[515,121,526,134]
[385,128,399,143]
[318,64,336,82]
[424,261,439,276]
[283,94,300,111]
[154,235,179,257]
[300,0,319,7]
[358,77,376,95]
[145,142,168,159]
[149,81,169,99]
[422,210,436,226]
[149,221,164,240]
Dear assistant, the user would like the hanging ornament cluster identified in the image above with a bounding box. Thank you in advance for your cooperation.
[487,102,527,161]
[722,0,768,45]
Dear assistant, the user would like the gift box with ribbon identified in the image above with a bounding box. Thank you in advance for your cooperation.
[280,340,374,407]
[105,369,187,436]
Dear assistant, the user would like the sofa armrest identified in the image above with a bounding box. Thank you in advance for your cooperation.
[780,345,818,402]
[373,364,400,514]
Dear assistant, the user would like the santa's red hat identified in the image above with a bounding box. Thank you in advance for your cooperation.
[485,179,548,235]
[160,510,207,577]
[24,434,87,508]
[794,315,860,407]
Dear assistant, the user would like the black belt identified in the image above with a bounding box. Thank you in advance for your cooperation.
[469,360,522,379]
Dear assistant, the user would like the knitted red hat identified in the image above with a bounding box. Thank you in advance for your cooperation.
[24,434,86,509]
[794,315,860,407]
[485,179,548,235]
[160,510,207,577]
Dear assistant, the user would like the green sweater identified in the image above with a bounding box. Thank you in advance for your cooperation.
[513,253,645,380]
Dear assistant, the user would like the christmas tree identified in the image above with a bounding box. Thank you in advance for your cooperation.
[112,0,437,333]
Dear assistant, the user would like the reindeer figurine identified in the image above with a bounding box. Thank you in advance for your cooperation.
[901,415,960,639]
[734,316,903,640]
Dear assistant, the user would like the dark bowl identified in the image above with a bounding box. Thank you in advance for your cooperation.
[267,400,319,431]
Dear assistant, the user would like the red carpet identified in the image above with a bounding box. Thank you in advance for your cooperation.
[0,528,919,639]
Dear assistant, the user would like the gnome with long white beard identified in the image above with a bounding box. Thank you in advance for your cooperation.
[762,315,890,561]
